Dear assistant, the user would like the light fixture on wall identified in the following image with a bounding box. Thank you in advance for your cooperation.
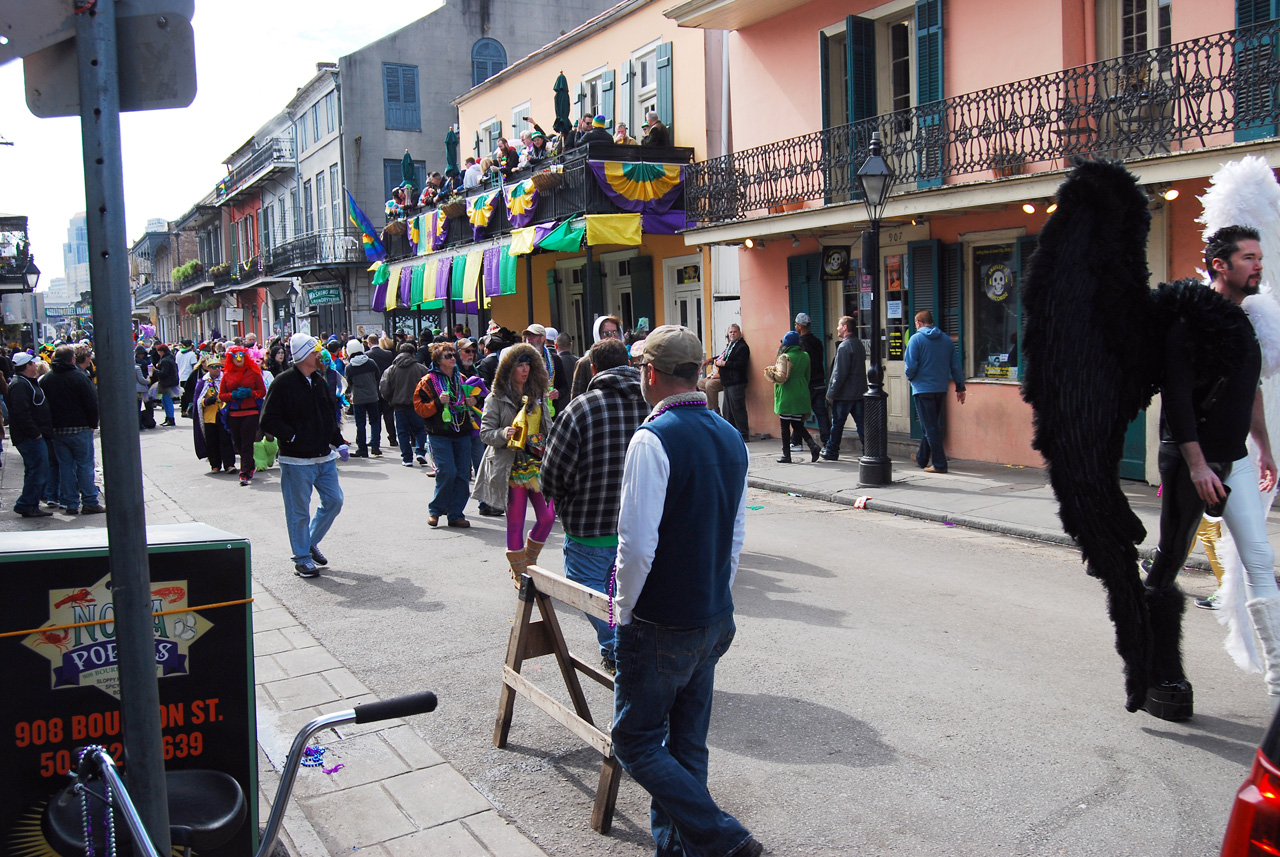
[745,238,765,249]
[1046,199,1058,214]
[1148,183,1180,202]
[792,234,801,247]
[1022,202,1037,215]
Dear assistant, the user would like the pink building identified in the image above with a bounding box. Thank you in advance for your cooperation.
[669,0,1280,480]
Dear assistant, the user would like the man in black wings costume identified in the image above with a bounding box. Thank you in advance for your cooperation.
[1022,160,1259,720]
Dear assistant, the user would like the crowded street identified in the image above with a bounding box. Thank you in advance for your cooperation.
[0,427,1267,856]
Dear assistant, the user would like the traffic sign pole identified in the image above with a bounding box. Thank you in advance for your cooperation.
[73,1,172,851]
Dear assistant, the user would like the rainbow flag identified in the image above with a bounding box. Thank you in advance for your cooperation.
[346,189,386,262]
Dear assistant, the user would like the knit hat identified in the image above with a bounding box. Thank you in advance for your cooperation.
[290,333,320,363]
[782,331,801,347]
[346,338,365,355]
[593,115,606,128]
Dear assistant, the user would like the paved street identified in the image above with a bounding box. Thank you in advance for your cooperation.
[2,424,1273,856]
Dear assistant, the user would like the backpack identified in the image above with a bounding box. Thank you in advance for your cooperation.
[413,374,439,419]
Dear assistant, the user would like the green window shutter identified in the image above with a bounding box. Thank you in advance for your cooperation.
[1015,236,1037,374]
[546,269,561,332]
[847,17,877,123]
[656,42,674,132]
[907,239,939,322]
[915,0,945,188]
[601,70,616,130]
[1235,0,1278,141]
[787,252,826,341]
[940,242,963,347]
[820,34,831,131]
[630,256,654,324]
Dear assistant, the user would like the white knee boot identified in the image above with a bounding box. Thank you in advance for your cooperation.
[1247,595,1280,711]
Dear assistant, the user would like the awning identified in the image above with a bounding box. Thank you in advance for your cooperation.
[214,275,295,294]
[178,280,211,296]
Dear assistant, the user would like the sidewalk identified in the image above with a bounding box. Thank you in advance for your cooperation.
[0,443,548,857]
[742,438,1280,572]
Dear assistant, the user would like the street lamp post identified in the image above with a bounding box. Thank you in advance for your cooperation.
[856,131,896,487]
[23,258,40,348]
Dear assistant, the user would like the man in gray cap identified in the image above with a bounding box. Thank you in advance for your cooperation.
[794,312,829,449]
[260,333,349,578]
[5,352,54,518]
[611,325,763,857]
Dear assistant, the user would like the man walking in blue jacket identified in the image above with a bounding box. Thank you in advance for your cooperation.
[904,310,967,473]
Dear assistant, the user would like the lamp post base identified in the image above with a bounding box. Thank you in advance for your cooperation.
[858,455,893,487]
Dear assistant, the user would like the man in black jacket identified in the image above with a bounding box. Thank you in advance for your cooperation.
[366,334,397,449]
[822,316,867,460]
[344,339,382,458]
[40,345,103,514]
[715,324,751,442]
[6,353,53,517]
[260,334,349,578]
[151,342,180,426]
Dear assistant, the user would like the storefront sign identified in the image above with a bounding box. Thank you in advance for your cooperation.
[307,286,343,306]
[888,330,905,360]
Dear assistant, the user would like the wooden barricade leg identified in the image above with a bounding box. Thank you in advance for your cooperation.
[533,588,594,725]
[591,755,623,834]
[493,576,537,749]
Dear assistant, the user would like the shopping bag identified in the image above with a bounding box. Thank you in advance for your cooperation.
[253,437,279,470]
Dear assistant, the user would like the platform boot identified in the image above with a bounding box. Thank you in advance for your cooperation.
[1247,596,1280,711]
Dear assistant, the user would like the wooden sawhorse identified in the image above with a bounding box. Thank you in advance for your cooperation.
[493,565,622,833]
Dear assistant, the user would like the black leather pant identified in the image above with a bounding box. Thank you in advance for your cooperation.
[1147,451,1230,592]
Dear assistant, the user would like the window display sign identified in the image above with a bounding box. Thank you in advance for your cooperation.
[0,524,256,857]
[973,243,1019,378]
[888,330,905,360]
[884,254,908,361]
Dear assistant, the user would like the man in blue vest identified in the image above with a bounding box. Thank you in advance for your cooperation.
[613,325,763,857]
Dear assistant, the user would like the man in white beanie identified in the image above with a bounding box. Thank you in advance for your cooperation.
[260,333,350,578]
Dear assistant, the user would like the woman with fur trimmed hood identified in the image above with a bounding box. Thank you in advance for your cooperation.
[474,344,556,584]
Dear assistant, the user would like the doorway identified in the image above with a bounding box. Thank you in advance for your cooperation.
[665,254,705,348]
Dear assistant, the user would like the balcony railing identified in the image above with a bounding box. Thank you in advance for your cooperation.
[134,281,156,303]
[266,228,365,273]
[216,137,295,204]
[386,143,695,260]
[685,20,1280,224]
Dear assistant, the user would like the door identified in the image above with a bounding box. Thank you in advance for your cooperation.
[664,254,706,348]
[556,259,587,347]
[1119,413,1147,480]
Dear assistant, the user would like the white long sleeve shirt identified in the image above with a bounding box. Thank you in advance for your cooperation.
[613,428,748,625]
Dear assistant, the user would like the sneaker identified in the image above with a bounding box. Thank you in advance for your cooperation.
[1195,592,1222,610]
[820,451,839,461]
[601,655,617,676]
[415,454,428,466]
[371,448,383,457]
[18,507,53,518]
[44,500,61,508]
[239,476,250,486]
[352,450,369,458]
[81,504,106,514]
[294,562,320,579]
[310,546,328,566]
[790,443,803,452]
[224,465,238,474]
[402,460,415,467]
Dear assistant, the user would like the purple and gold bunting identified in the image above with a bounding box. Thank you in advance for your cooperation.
[505,180,540,228]
[434,255,452,300]
[588,161,684,213]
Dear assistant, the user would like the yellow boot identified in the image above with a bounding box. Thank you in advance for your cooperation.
[506,549,528,589]
[524,536,546,568]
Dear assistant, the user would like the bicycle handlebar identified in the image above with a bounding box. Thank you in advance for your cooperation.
[353,691,438,723]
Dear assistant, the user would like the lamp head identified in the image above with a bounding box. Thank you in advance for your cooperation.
[856,131,895,223]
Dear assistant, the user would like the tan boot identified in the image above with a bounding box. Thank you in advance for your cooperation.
[506,549,528,589]
[524,536,546,568]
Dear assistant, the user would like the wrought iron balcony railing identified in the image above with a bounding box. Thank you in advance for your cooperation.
[216,137,296,204]
[266,228,365,273]
[685,20,1280,224]
[386,143,695,260]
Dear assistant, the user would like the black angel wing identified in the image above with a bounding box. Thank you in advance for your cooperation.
[1021,160,1161,711]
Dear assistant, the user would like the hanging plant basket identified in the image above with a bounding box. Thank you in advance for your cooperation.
[383,219,407,237]
[531,169,564,193]
[440,198,467,219]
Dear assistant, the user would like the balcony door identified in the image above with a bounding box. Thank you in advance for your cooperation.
[665,254,705,348]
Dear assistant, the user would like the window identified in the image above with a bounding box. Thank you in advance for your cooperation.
[329,164,340,233]
[316,172,327,232]
[511,101,531,137]
[290,189,299,236]
[1121,0,1171,54]
[303,180,314,234]
[472,39,507,87]
[297,119,309,154]
[383,63,421,131]
[970,241,1025,380]
[325,91,337,135]
[632,45,659,126]
[310,104,320,144]
[277,197,288,244]
[479,118,502,156]
[261,205,273,252]
[889,21,911,115]
[581,68,606,120]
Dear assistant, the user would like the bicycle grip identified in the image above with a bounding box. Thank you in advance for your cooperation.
[353,691,438,723]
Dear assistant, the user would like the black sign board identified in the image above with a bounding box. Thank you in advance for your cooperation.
[0,524,255,857]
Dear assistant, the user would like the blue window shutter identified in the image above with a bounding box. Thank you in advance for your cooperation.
[907,239,939,323]
[940,242,963,346]
[847,16,877,123]
[383,64,400,130]
[384,64,420,131]
[915,0,945,188]
[820,34,831,130]
[1235,0,1278,141]
[656,41,674,132]
[402,66,420,131]
[601,70,616,130]
[787,253,826,343]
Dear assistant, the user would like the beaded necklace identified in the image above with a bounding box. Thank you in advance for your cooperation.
[78,746,115,857]
[643,392,707,423]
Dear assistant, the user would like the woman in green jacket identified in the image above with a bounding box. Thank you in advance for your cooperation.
[764,330,819,462]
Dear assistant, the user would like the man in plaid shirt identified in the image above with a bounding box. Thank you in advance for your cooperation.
[542,338,650,672]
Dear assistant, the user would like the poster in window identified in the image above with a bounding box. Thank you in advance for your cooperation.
[888,330,905,360]
[973,243,1019,379]
[884,255,903,292]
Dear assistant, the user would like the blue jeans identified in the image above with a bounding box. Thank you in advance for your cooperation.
[53,430,100,509]
[913,392,948,472]
[562,536,617,660]
[612,614,752,857]
[160,388,176,421]
[394,407,426,463]
[280,459,344,565]
[428,434,472,521]
[824,399,864,458]
[353,401,381,453]
[43,438,61,504]
[15,437,50,512]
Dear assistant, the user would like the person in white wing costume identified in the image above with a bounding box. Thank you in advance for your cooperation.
[1197,155,1280,709]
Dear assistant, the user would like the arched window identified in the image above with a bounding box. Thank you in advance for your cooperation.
[472,39,507,87]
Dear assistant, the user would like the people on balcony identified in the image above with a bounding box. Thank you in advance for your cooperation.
[524,129,551,168]
[641,111,670,148]
[578,115,614,147]
[494,138,520,177]
[614,122,638,146]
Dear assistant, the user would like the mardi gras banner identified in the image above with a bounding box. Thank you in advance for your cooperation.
[432,209,449,252]
[505,180,540,229]
[589,161,683,214]
[469,190,501,242]
[585,213,642,246]
[435,255,452,301]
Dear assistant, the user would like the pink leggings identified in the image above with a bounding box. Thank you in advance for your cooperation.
[507,486,555,550]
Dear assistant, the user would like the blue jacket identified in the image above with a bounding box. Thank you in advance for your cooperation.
[904,326,965,395]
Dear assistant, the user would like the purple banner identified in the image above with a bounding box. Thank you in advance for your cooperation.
[506,183,541,228]
[483,247,502,297]
[431,211,449,251]
[641,210,693,234]
[371,277,388,312]
[398,266,413,307]
[435,256,452,300]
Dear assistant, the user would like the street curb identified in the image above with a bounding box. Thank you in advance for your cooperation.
[747,476,1215,573]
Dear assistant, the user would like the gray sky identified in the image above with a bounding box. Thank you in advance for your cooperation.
[0,1,438,284]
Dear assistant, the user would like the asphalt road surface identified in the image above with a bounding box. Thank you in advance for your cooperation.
[132,425,1265,856]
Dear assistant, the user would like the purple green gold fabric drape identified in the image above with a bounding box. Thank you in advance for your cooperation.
[588,161,683,213]
[468,190,501,241]
[505,180,540,228]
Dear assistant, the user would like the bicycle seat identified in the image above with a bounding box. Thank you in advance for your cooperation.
[43,769,246,856]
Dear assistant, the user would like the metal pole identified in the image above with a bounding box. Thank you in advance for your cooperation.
[526,255,535,325]
[858,222,891,486]
[584,244,595,329]
[74,1,171,852]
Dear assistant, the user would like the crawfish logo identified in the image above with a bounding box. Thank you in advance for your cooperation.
[22,575,212,700]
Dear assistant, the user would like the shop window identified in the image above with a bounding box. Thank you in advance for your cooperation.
[971,242,1019,379]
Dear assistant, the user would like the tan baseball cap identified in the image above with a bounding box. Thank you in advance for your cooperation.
[638,325,703,373]
[522,323,547,337]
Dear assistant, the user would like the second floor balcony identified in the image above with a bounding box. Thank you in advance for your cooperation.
[685,20,1280,225]
[216,137,295,206]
